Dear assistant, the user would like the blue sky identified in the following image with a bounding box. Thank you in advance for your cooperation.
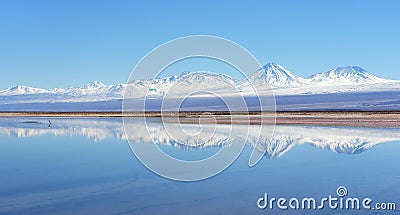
[0,0,399,89]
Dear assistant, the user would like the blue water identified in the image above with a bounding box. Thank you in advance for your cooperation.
[0,118,398,214]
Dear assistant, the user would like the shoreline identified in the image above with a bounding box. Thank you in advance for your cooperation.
[1,110,400,115]
[0,111,399,127]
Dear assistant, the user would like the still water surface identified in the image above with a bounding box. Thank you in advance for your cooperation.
[0,117,399,214]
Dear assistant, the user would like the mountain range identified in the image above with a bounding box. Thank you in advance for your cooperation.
[0,63,399,111]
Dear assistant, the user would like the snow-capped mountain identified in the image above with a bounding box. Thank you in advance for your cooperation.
[84,80,107,89]
[236,63,399,96]
[174,72,235,87]
[0,85,50,95]
[123,72,236,99]
[165,72,236,97]
[308,66,390,85]
[0,72,238,103]
[254,62,303,87]
[0,63,399,109]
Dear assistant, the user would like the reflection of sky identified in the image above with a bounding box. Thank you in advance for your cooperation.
[0,128,399,214]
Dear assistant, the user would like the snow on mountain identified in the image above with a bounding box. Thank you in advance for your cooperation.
[165,72,236,97]
[107,83,126,94]
[123,76,179,99]
[123,72,237,99]
[307,66,390,85]
[236,63,399,96]
[176,72,235,87]
[83,80,106,89]
[245,63,399,96]
[243,62,303,88]
[0,64,399,105]
[0,85,50,96]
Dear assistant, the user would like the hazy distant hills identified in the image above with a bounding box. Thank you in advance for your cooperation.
[1,63,399,111]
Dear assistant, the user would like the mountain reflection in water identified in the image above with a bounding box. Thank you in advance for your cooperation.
[1,117,399,159]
